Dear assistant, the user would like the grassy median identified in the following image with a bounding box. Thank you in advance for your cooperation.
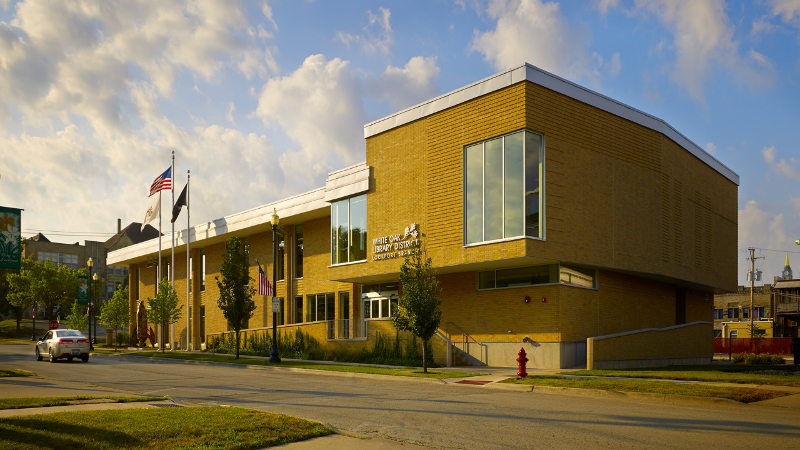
[0,369,33,377]
[0,406,333,449]
[563,365,800,387]
[0,396,169,411]
[502,376,793,403]
[94,349,486,379]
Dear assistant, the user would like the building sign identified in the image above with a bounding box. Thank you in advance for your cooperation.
[372,223,422,261]
[0,207,21,270]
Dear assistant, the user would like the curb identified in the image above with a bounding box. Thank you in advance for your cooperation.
[485,383,745,406]
[92,352,449,385]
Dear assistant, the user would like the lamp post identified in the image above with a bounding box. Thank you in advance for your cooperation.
[268,208,281,363]
[87,258,94,350]
[92,273,99,345]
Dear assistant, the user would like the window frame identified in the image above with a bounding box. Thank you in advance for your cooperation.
[330,194,368,267]
[462,128,545,247]
[477,263,598,291]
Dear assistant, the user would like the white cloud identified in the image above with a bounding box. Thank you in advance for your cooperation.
[471,0,612,87]
[770,0,800,27]
[738,200,794,284]
[0,0,276,134]
[595,0,622,14]
[226,103,236,125]
[608,52,622,76]
[335,7,394,55]
[762,145,800,179]
[601,0,776,101]
[254,55,440,190]
[706,142,717,154]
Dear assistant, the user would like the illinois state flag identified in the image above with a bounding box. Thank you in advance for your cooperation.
[141,195,161,232]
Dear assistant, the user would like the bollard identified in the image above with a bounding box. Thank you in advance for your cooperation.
[517,348,528,378]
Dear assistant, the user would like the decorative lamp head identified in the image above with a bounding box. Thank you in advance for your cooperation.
[271,208,279,227]
[87,257,93,269]
[92,273,98,281]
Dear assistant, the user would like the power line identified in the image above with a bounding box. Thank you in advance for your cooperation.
[739,247,800,255]
[22,228,116,237]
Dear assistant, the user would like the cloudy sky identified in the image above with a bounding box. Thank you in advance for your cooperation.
[0,0,798,285]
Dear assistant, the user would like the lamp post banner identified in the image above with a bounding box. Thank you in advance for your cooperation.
[0,206,22,270]
[77,276,89,305]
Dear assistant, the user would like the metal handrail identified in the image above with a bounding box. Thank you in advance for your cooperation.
[445,322,487,365]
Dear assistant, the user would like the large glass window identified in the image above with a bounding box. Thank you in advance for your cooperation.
[479,265,558,289]
[465,130,543,244]
[306,293,335,322]
[295,224,303,279]
[559,264,597,289]
[331,194,367,265]
[294,296,303,324]
[200,249,205,292]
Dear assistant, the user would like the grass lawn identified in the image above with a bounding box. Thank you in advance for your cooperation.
[0,369,33,377]
[93,349,486,379]
[502,376,792,403]
[0,406,333,449]
[0,396,169,411]
[0,319,47,344]
[563,365,800,387]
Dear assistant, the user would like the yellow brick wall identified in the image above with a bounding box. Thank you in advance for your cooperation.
[591,322,713,363]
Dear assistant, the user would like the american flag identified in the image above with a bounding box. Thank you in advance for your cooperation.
[149,166,172,197]
[258,261,273,296]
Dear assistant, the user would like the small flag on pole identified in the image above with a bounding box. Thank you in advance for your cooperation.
[257,261,273,296]
[149,166,172,197]
[171,183,187,223]
[141,195,161,232]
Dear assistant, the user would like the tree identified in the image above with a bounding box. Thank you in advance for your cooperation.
[100,285,130,350]
[7,258,82,321]
[65,301,89,333]
[0,268,24,331]
[391,246,442,373]
[215,236,256,359]
[147,278,182,352]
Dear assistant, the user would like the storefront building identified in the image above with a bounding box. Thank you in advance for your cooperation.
[108,64,739,369]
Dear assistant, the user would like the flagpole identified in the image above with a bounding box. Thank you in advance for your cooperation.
[158,189,162,350]
[170,150,175,351]
[186,170,190,351]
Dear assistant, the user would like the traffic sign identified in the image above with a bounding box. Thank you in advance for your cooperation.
[31,307,36,318]
[271,297,280,313]
[49,320,59,330]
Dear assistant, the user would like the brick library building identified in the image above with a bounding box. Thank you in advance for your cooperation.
[108,64,738,369]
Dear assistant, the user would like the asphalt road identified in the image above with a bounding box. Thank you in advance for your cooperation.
[2,344,799,449]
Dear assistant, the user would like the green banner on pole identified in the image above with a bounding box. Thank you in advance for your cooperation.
[77,275,89,305]
[0,206,22,270]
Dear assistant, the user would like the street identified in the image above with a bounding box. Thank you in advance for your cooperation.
[1,345,799,449]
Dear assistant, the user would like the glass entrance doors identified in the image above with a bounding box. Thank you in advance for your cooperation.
[362,283,399,319]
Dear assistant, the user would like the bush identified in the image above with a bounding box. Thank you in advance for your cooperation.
[732,352,784,365]
[115,331,130,347]
[204,328,436,367]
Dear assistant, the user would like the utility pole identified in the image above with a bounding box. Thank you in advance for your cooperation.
[746,248,764,341]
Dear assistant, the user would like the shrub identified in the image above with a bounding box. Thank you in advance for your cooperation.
[115,331,130,347]
[204,328,436,367]
[770,355,785,364]
[732,353,784,365]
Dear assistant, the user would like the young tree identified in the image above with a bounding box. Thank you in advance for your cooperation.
[215,236,256,359]
[65,301,89,333]
[147,278,182,353]
[100,285,130,350]
[391,246,442,373]
[0,268,24,331]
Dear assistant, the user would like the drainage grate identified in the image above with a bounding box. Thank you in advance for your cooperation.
[456,380,492,386]
[149,403,182,407]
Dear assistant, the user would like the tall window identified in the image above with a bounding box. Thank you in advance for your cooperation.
[331,194,367,265]
[295,224,303,278]
[295,296,303,324]
[200,249,205,292]
[277,233,285,281]
[465,130,543,245]
[306,293,335,322]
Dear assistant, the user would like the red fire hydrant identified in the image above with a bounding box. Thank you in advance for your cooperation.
[517,348,528,378]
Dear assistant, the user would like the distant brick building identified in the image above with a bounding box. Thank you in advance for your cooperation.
[712,285,773,337]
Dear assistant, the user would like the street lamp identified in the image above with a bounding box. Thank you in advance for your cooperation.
[87,258,94,350]
[268,208,281,363]
[92,273,99,345]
